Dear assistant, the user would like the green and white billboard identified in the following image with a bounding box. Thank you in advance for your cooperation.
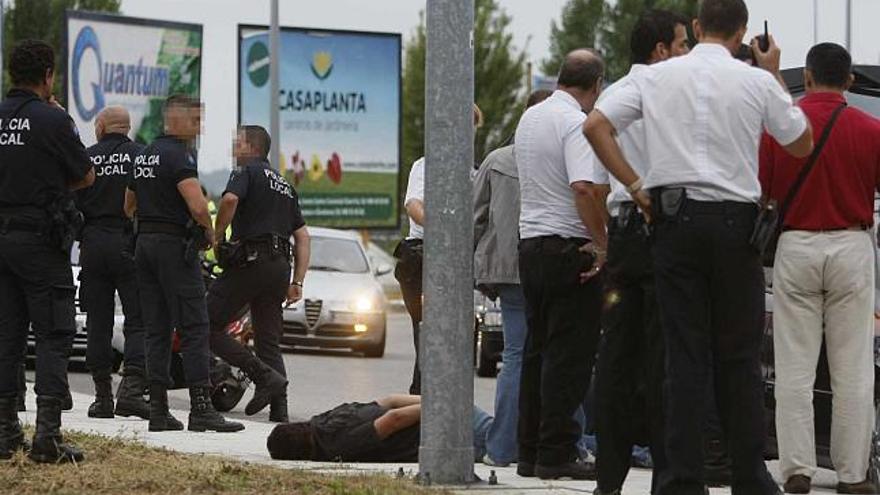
[66,11,202,146]
[239,26,401,229]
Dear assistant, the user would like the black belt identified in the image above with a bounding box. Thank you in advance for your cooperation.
[0,217,44,233]
[138,221,187,237]
[681,200,757,216]
[520,235,589,252]
[85,217,130,230]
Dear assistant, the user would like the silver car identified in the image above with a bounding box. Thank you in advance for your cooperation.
[281,227,390,357]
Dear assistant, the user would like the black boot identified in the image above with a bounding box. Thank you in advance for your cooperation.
[29,396,84,464]
[242,360,287,416]
[188,386,245,433]
[148,384,183,432]
[0,396,27,460]
[87,372,115,419]
[115,367,150,420]
[269,394,289,423]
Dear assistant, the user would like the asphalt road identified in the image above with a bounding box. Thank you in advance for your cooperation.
[58,309,498,423]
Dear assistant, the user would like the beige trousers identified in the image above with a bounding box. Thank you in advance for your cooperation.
[773,230,875,483]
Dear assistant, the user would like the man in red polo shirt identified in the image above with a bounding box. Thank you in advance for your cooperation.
[760,42,880,495]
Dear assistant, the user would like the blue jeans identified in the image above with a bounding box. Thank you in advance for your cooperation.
[484,284,527,464]
[473,406,493,461]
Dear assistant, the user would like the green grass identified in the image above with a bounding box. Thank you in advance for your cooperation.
[0,430,438,495]
[293,171,401,228]
[296,170,399,197]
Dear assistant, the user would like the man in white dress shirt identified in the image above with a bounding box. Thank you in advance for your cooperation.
[515,49,607,481]
[584,0,813,493]
[585,9,690,495]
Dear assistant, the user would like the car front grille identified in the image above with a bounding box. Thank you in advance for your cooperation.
[305,300,322,327]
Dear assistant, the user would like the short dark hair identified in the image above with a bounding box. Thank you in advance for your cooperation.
[240,125,271,159]
[526,90,553,108]
[631,10,690,64]
[163,94,201,114]
[806,43,852,89]
[698,0,748,39]
[9,40,55,87]
[267,422,315,460]
[557,50,604,91]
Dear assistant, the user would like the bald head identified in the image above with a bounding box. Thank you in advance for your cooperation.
[557,49,604,92]
[95,106,131,141]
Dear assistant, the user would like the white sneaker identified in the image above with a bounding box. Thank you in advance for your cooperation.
[482,453,510,467]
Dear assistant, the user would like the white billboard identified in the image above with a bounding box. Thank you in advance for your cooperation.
[65,11,202,146]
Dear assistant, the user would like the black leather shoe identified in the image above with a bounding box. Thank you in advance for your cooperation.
[535,460,597,480]
[115,368,150,420]
[243,361,287,416]
[783,475,811,494]
[837,480,877,494]
[147,384,183,432]
[28,396,83,464]
[188,386,245,433]
[516,461,535,477]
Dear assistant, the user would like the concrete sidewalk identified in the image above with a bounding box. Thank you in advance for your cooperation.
[18,389,840,494]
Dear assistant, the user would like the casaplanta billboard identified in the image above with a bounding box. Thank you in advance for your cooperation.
[239,26,401,229]
[66,11,202,146]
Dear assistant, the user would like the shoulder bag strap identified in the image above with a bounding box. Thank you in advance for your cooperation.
[778,102,847,222]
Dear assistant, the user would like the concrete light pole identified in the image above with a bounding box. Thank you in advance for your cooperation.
[419,0,476,486]
[0,0,5,97]
[269,0,281,169]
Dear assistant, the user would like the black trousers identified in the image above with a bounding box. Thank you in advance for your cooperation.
[79,225,146,375]
[394,242,423,395]
[651,200,776,495]
[207,254,290,379]
[135,233,211,388]
[596,210,666,493]
[518,236,602,466]
[0,230,75,400]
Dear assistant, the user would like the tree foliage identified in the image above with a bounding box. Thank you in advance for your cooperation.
[541,0,605,76]
[401,0,527,210]
[3,0,122,95]
[543,0,699,81]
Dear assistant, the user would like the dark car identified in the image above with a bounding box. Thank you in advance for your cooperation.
[474,292,504,377]
[762,65,880,484]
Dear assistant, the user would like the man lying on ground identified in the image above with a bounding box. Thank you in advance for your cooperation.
[267,395,492,462]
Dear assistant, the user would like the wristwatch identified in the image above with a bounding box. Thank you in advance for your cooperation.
[291,281,303,288]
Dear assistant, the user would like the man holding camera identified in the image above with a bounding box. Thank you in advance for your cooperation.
[585,0,813,493]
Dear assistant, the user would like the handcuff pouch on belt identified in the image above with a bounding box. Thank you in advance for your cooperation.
[650,187,687,222]
[45,195,84,253]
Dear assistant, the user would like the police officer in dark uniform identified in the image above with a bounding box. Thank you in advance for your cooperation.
[208,125,310,423]
[0,40,94,463]
[77,106,149,420]
[125,95,243,433]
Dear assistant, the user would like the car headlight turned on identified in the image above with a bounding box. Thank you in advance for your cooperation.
[353,296,375,313]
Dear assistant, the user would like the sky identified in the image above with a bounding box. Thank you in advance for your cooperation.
[117,0,880,174]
